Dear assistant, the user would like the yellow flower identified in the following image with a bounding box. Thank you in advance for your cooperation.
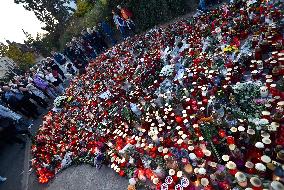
[67,96,73,102]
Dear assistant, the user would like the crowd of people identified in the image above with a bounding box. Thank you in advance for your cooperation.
[0,4,135,183]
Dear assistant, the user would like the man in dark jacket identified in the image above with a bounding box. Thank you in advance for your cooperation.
[1,86,39,119]
[46,57,66,80]
[98,21,117,46]
[51,51,67,65]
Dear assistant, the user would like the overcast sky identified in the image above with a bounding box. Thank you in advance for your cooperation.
[0,0,45,43]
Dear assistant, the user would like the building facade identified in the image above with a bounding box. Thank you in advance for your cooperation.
[0,57,16,79]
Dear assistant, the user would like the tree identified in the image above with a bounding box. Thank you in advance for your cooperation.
[14,0,77,55]
[23,30,57,57]
[0,43,8,57]
[0,43,36,72]
[75,0,94,17]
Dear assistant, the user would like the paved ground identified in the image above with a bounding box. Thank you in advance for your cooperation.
[32,165,128,190]
[0,142,25,190]
[27,165,129,190]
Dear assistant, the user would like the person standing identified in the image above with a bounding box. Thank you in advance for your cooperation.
[92,26,108,51]
[13,78,48,109]
[198,0,207,12]
[98,21,117,45]
[1,86,39,119]
[51,51,67,66]
[32,72,58,99]
[44,68,64,95]
[0,103,22,122]
[112,10,128,39]
[117,5,135,33]
[46,57,66,80]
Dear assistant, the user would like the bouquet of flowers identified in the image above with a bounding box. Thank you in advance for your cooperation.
[53,96,67,108]
[232,81,264,116]
[159,65,175,77]
[223,45,239,54]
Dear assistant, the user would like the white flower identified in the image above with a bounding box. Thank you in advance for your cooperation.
[177,139,183,144]
[261,155,271,163]
[169,169,175,176]
[259,119,269,126]
[247,128,255,135]
[198,168,206,175]
[235,172,247,182]
[188,146,194,151]
[129,178,136,185]
[163,148,168,154]
[226,161,236,169]
[204,150,211,157]
[261,132,270,138]
[230,127,237,133]
[229,144,236,150]
[255,163,266,172]
[262,111,270,116]
[177,171,183,178]
[255,142,264,148]
[158,147,163,152]
[262,138,271,145]
[201,178,209,187]
[238,126,246,132]
[189,153,196,160]
[245,161,254,169]
[181,134,187,139]
[153,178,159,184]
[222,155,230,162]
[209,161,217,168]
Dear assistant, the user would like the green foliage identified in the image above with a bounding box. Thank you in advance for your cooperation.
[75,0,94,17]
[59,0,109,49]
[15,0,75,55]
[24,31,59,57]
[0,43,36,72]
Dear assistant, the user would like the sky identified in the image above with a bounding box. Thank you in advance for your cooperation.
[0,0,45,44]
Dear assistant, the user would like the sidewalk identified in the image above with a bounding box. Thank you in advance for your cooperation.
[0,106,48,190]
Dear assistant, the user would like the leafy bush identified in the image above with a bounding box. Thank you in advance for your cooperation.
[75,0,94,17]
[0,43,36,72]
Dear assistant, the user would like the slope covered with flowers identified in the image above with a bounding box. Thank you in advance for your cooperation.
[32,1,284,189]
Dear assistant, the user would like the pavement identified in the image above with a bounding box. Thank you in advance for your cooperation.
[0,141,25,190]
